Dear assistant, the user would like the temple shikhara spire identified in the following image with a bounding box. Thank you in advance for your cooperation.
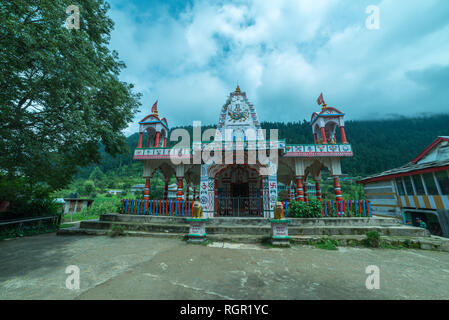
[235,85,241,94]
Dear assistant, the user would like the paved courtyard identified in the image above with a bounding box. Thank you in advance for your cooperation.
[0,233,448,300]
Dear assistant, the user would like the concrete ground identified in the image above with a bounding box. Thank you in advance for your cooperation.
[0,233,448,300]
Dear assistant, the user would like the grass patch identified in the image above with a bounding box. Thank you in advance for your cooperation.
[59,223,75,229]
[108,225,125,237]
[260,236,276,249]
[401,239,420,249]
[379,241,402,249]
[313,238,339,250]
[363,231,380,248]
[63,212,98,223]
[363,231,408,249]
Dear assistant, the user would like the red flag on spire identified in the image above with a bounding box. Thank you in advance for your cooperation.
[151,100,158,114]
[317,93,324,106]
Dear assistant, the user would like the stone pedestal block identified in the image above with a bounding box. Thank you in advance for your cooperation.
[270,219,291,247]
[186,218,208,244]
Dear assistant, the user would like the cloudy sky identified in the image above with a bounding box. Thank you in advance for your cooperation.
[107,0,449,134]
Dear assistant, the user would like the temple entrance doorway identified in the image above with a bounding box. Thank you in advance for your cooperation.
[231,183,249,198]
[215,165,262,217]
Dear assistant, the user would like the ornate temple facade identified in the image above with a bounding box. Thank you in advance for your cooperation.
[133,86,353,218]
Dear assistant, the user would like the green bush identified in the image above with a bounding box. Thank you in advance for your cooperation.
[289,199,322,218]
[0,220,59,240]
[363,231,380,248]
[109,225,125,237]
[0,175,59,219]
[80,198,122,216]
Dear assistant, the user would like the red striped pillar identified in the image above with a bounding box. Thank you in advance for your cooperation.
[143,177,151,200]
[186,182,190,201]
[340,126,348,144]
[333,176,343,201]
[315,180,322,200]
[303,182,309,202]
[163,180,168,200]
[176,177,183,201]
[320,127,328,144]
[137,132,143,148]
[295,176,304,202]
[163,137,167,148]
[176,177,183,213]
[154,131,160,147]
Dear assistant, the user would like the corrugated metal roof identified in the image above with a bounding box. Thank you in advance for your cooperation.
[359,158,449,182]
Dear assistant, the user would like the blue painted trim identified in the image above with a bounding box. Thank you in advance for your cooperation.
[324,201,328,217]
[362,201,366,217]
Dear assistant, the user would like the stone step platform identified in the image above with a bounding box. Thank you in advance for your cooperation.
[100,214,402,227]
[56,228,449,252]
[58,214,428,237]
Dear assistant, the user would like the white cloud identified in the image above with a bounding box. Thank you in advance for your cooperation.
[109,0,449,134]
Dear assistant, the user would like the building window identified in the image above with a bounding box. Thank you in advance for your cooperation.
[412,175,425,195]
[396,178,405,195]
[423,172,438,195]
[435,170,449,195]
[403,176,414,195]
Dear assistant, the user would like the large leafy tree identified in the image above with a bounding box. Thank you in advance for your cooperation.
[0,0,141,190]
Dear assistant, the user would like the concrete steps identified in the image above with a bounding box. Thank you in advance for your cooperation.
[75,220,428,237]
[100,214,402,227]
[56,227,449,252]
[57,214,428,238]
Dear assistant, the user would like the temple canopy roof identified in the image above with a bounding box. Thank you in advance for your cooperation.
[139,101,169,130]
[311,106,345,126]
[215,85,264,142]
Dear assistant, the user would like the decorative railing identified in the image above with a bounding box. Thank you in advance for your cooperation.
[121,199,195,216]
[283,144,353,157]
[193,140,287,151]
[133,142,353,159]
[121,199,371,217]
[133,148,192,160]
[282,200,372,217]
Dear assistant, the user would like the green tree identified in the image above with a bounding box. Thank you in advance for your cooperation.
[89,166,106,190]
[83,180,96,197]
[0,0,141,191]
[89,166,105,181]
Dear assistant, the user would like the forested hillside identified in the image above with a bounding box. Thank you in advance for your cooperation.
[77,114,449,179]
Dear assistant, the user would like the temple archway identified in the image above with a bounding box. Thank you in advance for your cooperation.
[213,165,262,217]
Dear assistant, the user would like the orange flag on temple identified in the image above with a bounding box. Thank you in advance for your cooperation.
[317,93,324,106]
[151,100,158,114]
